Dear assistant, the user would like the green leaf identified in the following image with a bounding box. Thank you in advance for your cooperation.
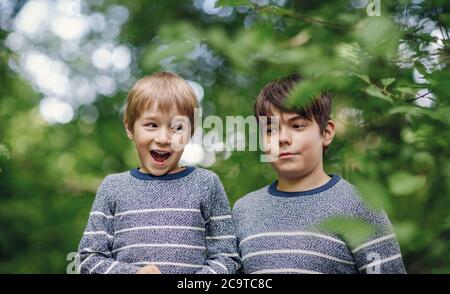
[0,142,11,160]
[393,221,417,245]
[353,175,391,212]
[0,141,11,175]
[354,73,371,85]
[354,17,399,58]
[142,40,197,70]
[365,86,393,103]
[397,87,417,97]
[286,78,324,109]
[381,78,395,87]
[217,0,250,7]
[388,106,427,116]
[258,6,296,18]
[320,216,375,248]
[388,172,426,196]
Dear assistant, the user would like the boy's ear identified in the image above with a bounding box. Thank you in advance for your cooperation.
[322,120,335,148]
[124,118,134,140]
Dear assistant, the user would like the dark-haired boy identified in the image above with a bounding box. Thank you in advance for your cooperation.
[232,74,406,274]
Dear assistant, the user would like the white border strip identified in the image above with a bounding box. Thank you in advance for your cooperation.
[90,211,113,219]
[251,268,323,274]
[132,261,203,268]
[115,208,200,217]
[358,254,402,271]
[352,234,395,253]
[206,235,236,240]
[208,215,232,222]
[239,231,346,246]
[112,243,206,254]
[104,261,118,274]
[115,225,205,234]
[84,231,114,238]
[242,249,354,265]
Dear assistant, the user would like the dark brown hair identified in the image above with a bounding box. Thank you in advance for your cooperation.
[254,73,331,133]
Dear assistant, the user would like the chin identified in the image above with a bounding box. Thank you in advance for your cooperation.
[274,163,302,172]
[277,167,306,178]
[142,164,167,175]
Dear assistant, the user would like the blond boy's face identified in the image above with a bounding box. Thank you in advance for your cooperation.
[262,109,334,181]
[126,103,191,176]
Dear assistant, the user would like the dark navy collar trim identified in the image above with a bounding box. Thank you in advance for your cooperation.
[268,174,341,197]
[130,166,195,181]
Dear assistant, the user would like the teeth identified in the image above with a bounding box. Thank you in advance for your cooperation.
[153,150,169,155]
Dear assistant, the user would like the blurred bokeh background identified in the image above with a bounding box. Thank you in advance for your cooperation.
[0,0,449,273]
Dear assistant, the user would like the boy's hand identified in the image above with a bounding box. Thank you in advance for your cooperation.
[136,265,161,274]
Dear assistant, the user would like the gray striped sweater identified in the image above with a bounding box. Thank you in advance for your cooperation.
[232,175,406,274]
[77,167,239,274]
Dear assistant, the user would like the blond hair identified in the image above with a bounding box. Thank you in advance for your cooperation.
[124,72,199,134]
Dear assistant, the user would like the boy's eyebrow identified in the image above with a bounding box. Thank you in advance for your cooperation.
[286,115,308,122]
[263,114,308,126]
[266,115,307,125]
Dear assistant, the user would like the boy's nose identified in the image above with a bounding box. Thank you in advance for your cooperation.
[278,128,292,145]
[155,128,171,145]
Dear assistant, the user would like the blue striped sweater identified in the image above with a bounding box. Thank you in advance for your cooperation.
[77,167,239,274]
[232,175,406,274]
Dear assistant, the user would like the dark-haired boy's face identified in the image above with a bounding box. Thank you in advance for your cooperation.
[261,109,334,181]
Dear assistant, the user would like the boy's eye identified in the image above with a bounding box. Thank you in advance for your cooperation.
[292,124,306,129]
[144,123,158,128]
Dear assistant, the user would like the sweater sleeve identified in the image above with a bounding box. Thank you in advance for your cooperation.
[349,199,407,274]
[77,176,140,274]
[195,174,241,274]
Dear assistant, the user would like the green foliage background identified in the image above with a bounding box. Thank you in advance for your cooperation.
[0,0,449,273]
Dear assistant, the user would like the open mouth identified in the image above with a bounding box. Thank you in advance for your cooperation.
[150,150,171,163]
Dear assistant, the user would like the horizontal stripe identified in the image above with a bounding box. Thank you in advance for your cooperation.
[352,234,395,253]
[210,260,228,273]
[251,268,323,274]
[77,253,94,273]
[89,260,105,274]
[242,249,354,265]
[239,231,346,246]
[133,262,202,268]
[112,243,206,254]
[115,208,200,217]
[215,253,239,257]
[90,211,114,219]
[358,254,402,271]
[104,261,118,274]
[208,215,231,221]
[133,261,203,268]
[206,235,236,240]
[79,248,111,256]
[84,231,114,238]
[115,225,205,234]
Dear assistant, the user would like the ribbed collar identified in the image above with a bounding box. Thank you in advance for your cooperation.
[268,174,341,197]
[130,166,195,181]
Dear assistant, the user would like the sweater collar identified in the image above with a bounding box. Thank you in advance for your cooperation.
[268,174,341,197]
[130,166,195,181]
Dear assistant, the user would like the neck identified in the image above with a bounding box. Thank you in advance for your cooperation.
[139,165,185,175]
[277,167,330,193]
